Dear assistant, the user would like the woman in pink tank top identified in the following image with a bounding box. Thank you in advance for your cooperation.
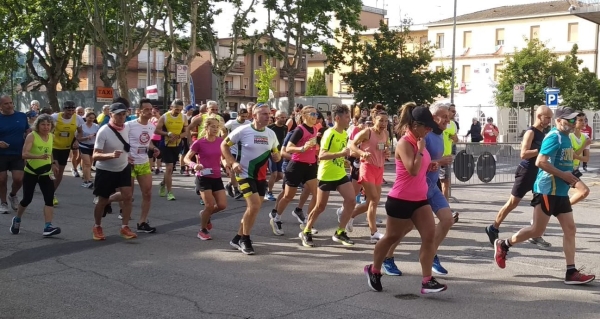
[364,103,448,295]
[348,112,391,243]
[269,105,319,233]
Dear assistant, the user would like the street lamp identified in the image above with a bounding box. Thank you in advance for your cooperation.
[450,0,457,104]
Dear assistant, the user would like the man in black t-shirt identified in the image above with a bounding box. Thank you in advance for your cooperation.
[265,110,288,200]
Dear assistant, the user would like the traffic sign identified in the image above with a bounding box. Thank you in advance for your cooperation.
[512,84,525,103]
[146,85,158,100]
[96,87,114,103]
[544,87,560,108]
[176,64,189,83]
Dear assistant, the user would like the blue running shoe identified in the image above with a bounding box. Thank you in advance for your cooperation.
[432,255,448,276]
[382,257,402,276]
[43,224,61,237]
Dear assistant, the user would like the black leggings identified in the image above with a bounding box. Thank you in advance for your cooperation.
[20,172,55,208]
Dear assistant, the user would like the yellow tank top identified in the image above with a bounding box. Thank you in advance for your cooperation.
[25,132,53,176]
[53,113,78,149]
[164,112,184,146]
[570,132,587,168]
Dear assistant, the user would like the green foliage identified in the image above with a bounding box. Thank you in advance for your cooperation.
[325,20,451,115]
[255,60,277,103]
[306,69,327,96]
[562,67,600,111]
[262,0,363,113]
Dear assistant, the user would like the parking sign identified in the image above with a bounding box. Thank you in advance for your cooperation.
[544,88,560,108]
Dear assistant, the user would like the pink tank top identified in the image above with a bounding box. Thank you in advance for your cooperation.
[291,124,318,164]
[151,117,161,141]
[388,135,431,201]
[360,128,386,168]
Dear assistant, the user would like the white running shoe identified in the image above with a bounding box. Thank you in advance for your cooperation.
[370,231,384,244]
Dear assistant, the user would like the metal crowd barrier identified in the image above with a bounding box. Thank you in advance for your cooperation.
[451,142,522,186]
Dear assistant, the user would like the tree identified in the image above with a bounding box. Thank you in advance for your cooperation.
[495,39,572,122]
[203,0,257,110]
[254,60,277,103]
[326,21,451,115]
[262,0,363,113]
[306,69,327,96]
[560,44,600,111]
[4,0,89,110]
[83,0,165,98]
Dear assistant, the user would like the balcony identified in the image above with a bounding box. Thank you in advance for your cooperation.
[226,89,246,97]
[277,91,306,97]
[279,68,307,79]
[230,61,246,74]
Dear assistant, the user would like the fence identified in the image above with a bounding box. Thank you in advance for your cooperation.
[451,142,522,186]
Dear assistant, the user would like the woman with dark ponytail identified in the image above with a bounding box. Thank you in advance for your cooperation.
[364,102,447,295]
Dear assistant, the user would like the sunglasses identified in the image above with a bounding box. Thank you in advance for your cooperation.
[564,118,577,124]
[307,112,318,117]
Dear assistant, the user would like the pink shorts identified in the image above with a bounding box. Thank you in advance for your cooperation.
[358,163,384,185]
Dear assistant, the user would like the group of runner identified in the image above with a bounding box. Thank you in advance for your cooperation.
[0,95,595,294]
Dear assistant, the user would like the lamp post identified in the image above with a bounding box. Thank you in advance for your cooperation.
[450,0,457,104]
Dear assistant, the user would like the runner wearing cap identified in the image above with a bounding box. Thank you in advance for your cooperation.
[51,100,84,206]
[91,102,136,240]
[493,106,595,285]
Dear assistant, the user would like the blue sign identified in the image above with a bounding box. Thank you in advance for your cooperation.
[544,87,560,108]
[189,76,196,106]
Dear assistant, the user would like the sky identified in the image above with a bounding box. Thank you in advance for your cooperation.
[214,0,549,37]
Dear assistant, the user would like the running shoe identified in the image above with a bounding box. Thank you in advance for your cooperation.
[72,169,80,178]
[297,224,318,234]
[9,194,18,211]
[92,226,106,241]
[240,238,255,255]
[485,225,499,246]
[10,217,20,235]
[154,168,160,175]
[197,229,212,240]
[234,190,244,200]
[421,277,447,294]
[370,231,384,244]
[230,235,242,250]
[432,255,448,276]
[291,208,306,225]
[118,213,123,220]
[299,231,315,247]
[43,224,61,237]
[137,222,156,233]
[225,183,234,198]
[120,226,137,239]
[81,181,89,188]
[528,237,552,248]
[565,269,595,285]
[332,231,354,246]
[345,218,354,233]
[264,192,276,201]
[199,198,205,205]
[382,257,402,276]
[0,202,8,214]
[167,192,176,201]
[452,211,459,223]
[269,218,284,236]
[93,196,99,204]
[87,181,94,189]
[364,264,383,292]
[53,196,59,206]
[494,239,508,269]
[159,183,166,197]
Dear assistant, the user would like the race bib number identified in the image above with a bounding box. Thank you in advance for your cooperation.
[200,168,213,176]
[59,132,70,137]
[377,142,385,151]
[137,147,148,154]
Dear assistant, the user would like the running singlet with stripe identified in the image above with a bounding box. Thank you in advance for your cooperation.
[224,119,250,154]
[519,126,545,169]
[388,136,431,201]
[570,132,589,168]
[126,120,155,164]
[52,113,83,149]
[533,129,574,196]
[317,128,348,181]
[163,112,185,147]
[24,132,53,176]
[225,124,279,181]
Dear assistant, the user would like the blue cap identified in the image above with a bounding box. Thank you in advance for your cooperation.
[27,111,38,118]
[185,104,196,112]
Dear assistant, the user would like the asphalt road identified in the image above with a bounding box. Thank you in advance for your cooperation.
[0,152,599,319]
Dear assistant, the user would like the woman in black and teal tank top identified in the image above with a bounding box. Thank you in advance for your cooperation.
[10,114,61,237]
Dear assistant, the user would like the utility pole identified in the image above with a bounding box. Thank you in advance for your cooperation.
[450,0,457,104]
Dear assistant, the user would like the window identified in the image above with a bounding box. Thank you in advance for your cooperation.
[243,77,249,89]
[137,76,147,89]
[478,111,486,125]
[258,55,263,67]
[495,28,505,46]
[462,65,471,83]
[508,109,518,133]
[568,23,579,42]
[463,31,472,48]
[530,25,540,40]
[436,33,445,49]
[494,64,503,82]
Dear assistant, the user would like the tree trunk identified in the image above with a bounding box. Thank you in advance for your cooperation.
[529,105,535,126]
[287,73,296,114]
[182,82,190,105]
[46,79,60,112]
[116,65,129,101]
[216,73,226,111]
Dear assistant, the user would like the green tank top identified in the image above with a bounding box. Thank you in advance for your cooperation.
[569,132,587,168]
[24,132,53,176]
